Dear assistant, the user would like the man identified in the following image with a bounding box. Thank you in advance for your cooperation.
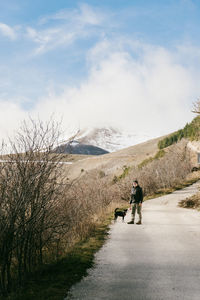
[127,180,143,225]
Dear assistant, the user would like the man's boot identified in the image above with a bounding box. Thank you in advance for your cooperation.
[127,219,134,224]
[136,220,142,225]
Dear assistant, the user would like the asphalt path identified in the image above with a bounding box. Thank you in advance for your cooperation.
[67,181,200,300]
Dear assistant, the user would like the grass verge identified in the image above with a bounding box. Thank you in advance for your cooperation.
[144,176,200,201]
[6,216,114,300]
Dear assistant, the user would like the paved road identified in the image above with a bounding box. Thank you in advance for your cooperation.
[67,182,200,300]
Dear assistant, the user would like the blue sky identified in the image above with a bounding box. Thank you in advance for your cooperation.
[0,0,200,140]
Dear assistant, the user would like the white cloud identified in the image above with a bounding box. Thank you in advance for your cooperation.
[26,26,75,54]
[0,38,199,144]
[76,3,103,25]
[1,4,200,150]
[0,101,26,141]
[39,3,103,25]
[0,23,17,40]
[27,4,104,55]
[30,40,199,138]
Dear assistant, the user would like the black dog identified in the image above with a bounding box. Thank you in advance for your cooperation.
[114,208,128,221]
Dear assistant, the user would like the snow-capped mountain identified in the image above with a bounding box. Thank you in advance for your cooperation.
[75,127,151,152]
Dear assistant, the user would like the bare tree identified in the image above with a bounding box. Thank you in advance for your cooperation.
[0,118,71,295]
[0,117,126,297]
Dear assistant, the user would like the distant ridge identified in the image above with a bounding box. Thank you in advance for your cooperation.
[54,140,109,155]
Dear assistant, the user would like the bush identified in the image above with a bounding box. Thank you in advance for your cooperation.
[117,140,191,198]
[0,118,69,296]
[179,193,200,209]
[138,149,165,169]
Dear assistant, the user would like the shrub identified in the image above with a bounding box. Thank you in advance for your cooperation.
[138,149,165,169]
[118,140,191,198]
[179,193,200,209]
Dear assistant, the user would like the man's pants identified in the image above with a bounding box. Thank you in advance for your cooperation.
[131,203,142,222]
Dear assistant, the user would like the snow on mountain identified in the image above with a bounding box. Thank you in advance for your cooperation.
[70,140,80,147]
[75,127,151,152]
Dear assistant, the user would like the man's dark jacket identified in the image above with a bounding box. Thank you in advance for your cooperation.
[130,185,143,204]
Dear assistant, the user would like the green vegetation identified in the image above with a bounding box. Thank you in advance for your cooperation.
[138,149,165,169]
[158,116,200,149]
[137,157,154,169]
[112,165,130,183]
[8,217,113,300]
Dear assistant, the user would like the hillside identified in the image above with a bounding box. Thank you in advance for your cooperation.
[158,116,200,149]
[63,135,163,180]
[62,114,200,180]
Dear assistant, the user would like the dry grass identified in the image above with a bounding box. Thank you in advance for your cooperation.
[178,171,200,209]
[63,136,163,180]
[145,176,200,200]
[179,193,200,209]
